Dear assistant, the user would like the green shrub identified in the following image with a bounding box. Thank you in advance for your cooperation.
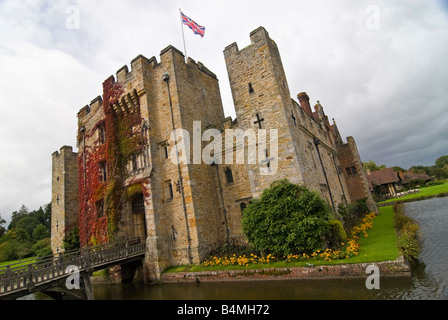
[409,179,427,189]
[63,227,80,251]
[241,179,330,256]
[36,246,52,258]
[0,241,18,262]
[208,242,258,258]
[32,238,51,258]
[393,204,421,263]
[398,223,420,263]
[338,198,370,233]
[32,224,50,241]
[327,220,347,249]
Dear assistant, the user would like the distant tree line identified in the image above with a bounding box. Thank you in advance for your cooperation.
[363,155,448,180]
[0,204,52,263]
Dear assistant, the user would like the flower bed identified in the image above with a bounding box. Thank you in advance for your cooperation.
[201,212,376,268]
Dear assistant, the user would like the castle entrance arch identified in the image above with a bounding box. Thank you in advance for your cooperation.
[130,192,147,241]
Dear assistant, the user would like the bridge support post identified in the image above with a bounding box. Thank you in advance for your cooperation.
[80,271,94,300]
[108,260,143,284]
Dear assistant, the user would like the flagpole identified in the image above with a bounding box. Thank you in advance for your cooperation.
[179,9,188,63]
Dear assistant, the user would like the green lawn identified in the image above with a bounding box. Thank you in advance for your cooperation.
[164,206,400,273]
[346,206,399,263]
[0,257,37,275]
[379,181,448,205]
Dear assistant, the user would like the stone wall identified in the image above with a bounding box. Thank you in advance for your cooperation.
[51,146,79,254]
[224,27,306,198]
[337,136,378,214]
[224,27,351,210]
[161,257,410,283]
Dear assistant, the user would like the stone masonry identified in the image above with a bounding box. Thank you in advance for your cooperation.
[51,146,79,253]
[51,27,377,282]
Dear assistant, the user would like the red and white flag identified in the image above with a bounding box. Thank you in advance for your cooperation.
[180,11,205,38]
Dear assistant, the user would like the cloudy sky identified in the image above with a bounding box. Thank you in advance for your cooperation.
[0,0,447,223]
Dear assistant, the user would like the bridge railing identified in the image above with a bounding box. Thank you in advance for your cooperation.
[0,237,145,297]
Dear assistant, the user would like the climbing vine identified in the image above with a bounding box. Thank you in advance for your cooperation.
[78,76,149,247]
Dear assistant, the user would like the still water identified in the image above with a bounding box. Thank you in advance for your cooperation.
[37,197,448,300]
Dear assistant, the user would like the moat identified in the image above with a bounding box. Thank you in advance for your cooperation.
[30,197,448,300]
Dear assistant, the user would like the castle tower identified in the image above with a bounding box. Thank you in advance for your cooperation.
[223,27,349,208]
[337,136,378,214]
[76,45,229,281]
[224,27,306,197]
[51,146,79,254]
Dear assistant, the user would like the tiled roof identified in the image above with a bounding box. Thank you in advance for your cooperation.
[367,167,399,186]
[398,171,432,184]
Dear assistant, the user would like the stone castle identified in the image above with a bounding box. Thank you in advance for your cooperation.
[51,27,376,281]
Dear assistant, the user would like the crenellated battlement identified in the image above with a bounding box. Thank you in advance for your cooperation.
[78,45,219,121]
[52,145,77,158]
[224,26,273,59]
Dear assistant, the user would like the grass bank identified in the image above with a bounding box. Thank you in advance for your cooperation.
[0,257,37,272]
[164,206,400,274]
[378,180,448,206]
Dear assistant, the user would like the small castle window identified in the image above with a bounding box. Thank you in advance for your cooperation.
[160,141,169,160]
[346,166,357,176]
[96,200,105,218]
[240,202,247,214]
[131,193,145,215]
[165,180,174,201]
[99,162,107,182]
[131,154,138,172]
[98,125,106,144]
[225,167,234,184]
[248,83,254,94]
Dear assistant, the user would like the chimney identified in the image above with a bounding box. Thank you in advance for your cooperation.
[297,92,312,117]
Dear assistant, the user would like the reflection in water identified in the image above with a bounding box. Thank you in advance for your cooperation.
[396,197,448,299]
[93,278,414,300]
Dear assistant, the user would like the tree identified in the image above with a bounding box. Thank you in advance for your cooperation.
[0,241,18,262]
[0,203,52,262]
[32,224,50,241]
[241,180,330,256]
[435,156,448,168]
[16,216,39,238]
[8,205,29,230]
[409,165,430,175]
[363,160,386,172]
[0,214,6,238]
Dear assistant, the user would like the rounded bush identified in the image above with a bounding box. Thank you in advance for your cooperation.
[241,180,330,256]
[327,220,347,248]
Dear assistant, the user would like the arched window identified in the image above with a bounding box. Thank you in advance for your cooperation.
[240,202,247,214]
[165,181,174,201]
[131,192,145,215]
[225,167,234,183]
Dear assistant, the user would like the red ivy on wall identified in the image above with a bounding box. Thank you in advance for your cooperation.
[78,76,149,247]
